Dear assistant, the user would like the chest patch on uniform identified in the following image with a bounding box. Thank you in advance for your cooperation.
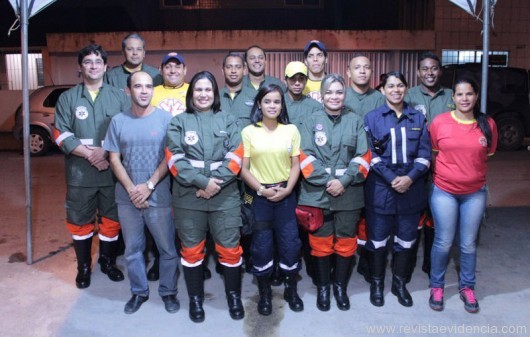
[315,123,324,131]
[185,131,199,145]
[414,104,427,116]
[245,101,254,106]
[75,106,89,120]
[315,131,327,146]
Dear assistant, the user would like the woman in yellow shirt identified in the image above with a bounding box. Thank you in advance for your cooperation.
[240,84,303,316]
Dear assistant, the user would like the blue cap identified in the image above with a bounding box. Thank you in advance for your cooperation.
[303,40,327,58]
[161,52,185,66]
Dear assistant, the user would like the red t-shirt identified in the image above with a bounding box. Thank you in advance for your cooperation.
[430,111,497,194]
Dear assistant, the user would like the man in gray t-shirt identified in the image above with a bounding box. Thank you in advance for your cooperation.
[104,71,179,315]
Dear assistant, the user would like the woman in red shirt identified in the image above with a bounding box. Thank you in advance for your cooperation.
[428,77,497,314]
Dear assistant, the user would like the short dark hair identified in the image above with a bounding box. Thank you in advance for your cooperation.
[185,71,221,113]
[78,44,107,66]
[418,52,441,69]
[121,33,146,51]
[244,45,266,63]
[250,84,290,126]
[223,52,245,67]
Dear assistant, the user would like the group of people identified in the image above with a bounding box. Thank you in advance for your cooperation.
[53,33,497,323]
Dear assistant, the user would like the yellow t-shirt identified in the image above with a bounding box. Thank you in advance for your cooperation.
[303,78,322,103]
[151,83,189,116]
[241,122,300,184]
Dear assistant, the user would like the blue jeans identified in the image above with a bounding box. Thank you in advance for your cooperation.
[118,204,179,297]
[251,192,301,277]
[429,184,487,289]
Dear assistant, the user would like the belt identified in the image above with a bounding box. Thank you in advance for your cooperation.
[262,181,287,189]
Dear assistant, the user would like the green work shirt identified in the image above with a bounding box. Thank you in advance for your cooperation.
[54,83,130,187]
[284,93,321,128]
[220,86,255,130]
[104,63,163,90]
[166,109,242,211]
[343,87,386,119]
[242,75,286,94]
[405,85,455,122]
[298,109,370,211]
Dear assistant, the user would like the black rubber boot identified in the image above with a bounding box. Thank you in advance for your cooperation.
[422,226,434,276]
[224,266,244,320]
[183,265,205,323]
[333,254,355,311]
[98,240,125,282]
[256,275,272,316]
[314,255,331,311]
[73,237,93,289]
[357,246,371,283]
[368,249,387,307]
[283,274,304,312]
[392,250,413,307]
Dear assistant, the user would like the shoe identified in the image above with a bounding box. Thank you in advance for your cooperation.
[460,287,479,313]
[369,278,385,307]
[124,295,148,314]
[162,295,180,313]
[429,287,444,311]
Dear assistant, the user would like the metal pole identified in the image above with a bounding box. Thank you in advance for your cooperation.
[480,0,490,114]
[21,0,33,265]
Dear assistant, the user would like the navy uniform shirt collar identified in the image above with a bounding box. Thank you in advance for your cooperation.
[381,102,416,120]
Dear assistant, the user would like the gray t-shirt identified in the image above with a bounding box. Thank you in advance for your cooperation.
[104,107,172,207]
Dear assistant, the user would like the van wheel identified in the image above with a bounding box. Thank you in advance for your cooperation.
[29,128,51,156]
[496,117,524,151]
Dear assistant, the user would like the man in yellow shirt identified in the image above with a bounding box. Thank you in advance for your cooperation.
[151,52,189,116]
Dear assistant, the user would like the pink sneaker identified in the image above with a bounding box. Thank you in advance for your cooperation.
[429,287,444,311]
[460,287,480,313]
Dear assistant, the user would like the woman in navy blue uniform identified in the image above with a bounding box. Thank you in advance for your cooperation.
[363,71,431,307]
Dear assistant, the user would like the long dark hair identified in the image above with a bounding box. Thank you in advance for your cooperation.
[250,84,290,126]
[185,71,221,113]
[453,77,493,147]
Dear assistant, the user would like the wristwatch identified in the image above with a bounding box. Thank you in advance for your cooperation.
[256,186,265,196]
[146,180,155,192]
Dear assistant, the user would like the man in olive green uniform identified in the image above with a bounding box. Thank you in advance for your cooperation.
[105,33,162,90]
[220,52,255,129]
[54,44,130,289]
[405,52,454,280]
[283,61,321,127]
[344,55,385,117]
[242,45,285,93]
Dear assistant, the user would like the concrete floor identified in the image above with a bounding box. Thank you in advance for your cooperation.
[0,147,529,337]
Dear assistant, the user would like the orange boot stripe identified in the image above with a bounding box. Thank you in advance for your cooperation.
[335,236,358,257]
[216,243,243,266]
[99,217,120,238]
[308,234,334,257]
[67,222,94,237]
[181,240,206,265]
[357,216,367,241]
